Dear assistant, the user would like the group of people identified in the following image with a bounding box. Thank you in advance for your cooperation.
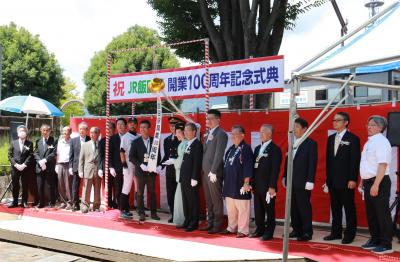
[7,109,396,254]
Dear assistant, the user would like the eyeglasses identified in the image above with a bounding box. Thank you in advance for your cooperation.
[332,119,344,122]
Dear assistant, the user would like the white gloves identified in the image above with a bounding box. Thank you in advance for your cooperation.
[14,163,27,171]
[41,163,47,171]
[98,170,104,177]
[305,182,314,191]
[322,183,329,193]
[55,164,61,175]
[358,186,364,200]
[266,191,275,204]
[38,159,47,166]
[191,179,198,187]
[79,172,83,178]
[163,158,176,166]
[140,164,148,172]
[208,172,217,183]
[123,168,128,176]
[156,166,162,174]
[109,167,117,177]
[69,168,73,176]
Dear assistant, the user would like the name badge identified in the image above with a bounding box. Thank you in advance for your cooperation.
[144,153,149,163]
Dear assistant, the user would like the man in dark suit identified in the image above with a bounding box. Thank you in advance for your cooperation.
[108,118,127,209]
[98,121,115,208]
[129,119,161,221]
[8,125,34,208]
[283,117,318,241]
[161,116,183,223]
[324,112,360,244]
[177,123,203,232]
[34,124,57,208]
[250,124,282,240]
[69,122,90,211]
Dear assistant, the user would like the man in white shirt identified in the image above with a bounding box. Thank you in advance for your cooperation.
[359,115,393,254]
[55,126,73,209]
[119,122,138,219]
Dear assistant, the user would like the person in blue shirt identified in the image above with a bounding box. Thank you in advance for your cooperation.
[221,125,254,238]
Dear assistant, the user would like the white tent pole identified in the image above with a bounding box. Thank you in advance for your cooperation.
[282,77,299,262]
[25,113,29,128]
[294,1,399,74]
[303,75,400,90]
[299,55,400,76]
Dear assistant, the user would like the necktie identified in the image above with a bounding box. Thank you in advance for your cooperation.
[334,134,340,156]
[20,141,23,152]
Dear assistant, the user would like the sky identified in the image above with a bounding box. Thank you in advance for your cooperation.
[0,0,397,97]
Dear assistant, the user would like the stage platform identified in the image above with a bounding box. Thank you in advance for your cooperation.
[0,204,399,262]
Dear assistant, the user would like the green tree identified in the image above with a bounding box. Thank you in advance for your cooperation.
[148,0,327,109]
[83,25,180,115]
[60,77,85,126]
[0,23,64,106]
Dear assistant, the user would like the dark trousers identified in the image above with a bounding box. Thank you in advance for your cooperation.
[36,171,55,206]
[291,188,313,236]
[11,169,28,205]
[166,166,177,215]
[254,192,276,236]
[181,181,199,228]
[329,187,357,239]
[114,172,123,209]
[137,175,157,215]
[72,172,81,206]
[202,172,224,229]
[364,176,393,249]
[107,172,115,207]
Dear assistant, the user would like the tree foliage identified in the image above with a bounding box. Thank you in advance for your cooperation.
[0,23,64,106]
[60,77,84,126]
[83,25,180,115]
[148,0,327,108]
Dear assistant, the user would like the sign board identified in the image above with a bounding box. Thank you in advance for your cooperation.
[109,56,284,103]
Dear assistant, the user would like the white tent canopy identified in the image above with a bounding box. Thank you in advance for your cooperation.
[297,0,400,76]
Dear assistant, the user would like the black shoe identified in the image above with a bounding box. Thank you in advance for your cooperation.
[323,234,342,241]
[151,214,160,220]
[297,233,312,241]
[199,224,213,231]
[341,238,354,244]
[168,217,173,223]
[219,229,233,235]
[139,214,146,221]
[176,224,188,229]
[289,231,301,238]
[185,227,197,232]
[208,227,222,234]
[261,233,273,241]
[249,232,263,238]
[72,205,80,212]
[8,203,18,208]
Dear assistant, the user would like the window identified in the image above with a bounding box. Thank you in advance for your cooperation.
[315,89,327,101]
[355,87,368,97]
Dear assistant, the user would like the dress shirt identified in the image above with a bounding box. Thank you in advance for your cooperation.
[19,139,25,152]
[360,133,391,179]
[57,138,71,163]
[258,139,271,157]
[207,125,218,142]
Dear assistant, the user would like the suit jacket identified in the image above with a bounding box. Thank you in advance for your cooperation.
[161,134,180,171]
[79,140,100,179]
[8,139,34,169]
[202,126,228,177]
[252,141,282,193]
[98,137,107,171]
[34,136,57,174]
[129,136,161,176]
[284,138,318,189]
[326,130,360,189]
[69,136,90,172]
[109,133,123,173]
[180,139,203,184]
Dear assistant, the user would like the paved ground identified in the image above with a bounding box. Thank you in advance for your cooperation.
[0,241,94,262]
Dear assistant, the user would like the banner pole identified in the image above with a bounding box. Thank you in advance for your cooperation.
[104,54,112,210]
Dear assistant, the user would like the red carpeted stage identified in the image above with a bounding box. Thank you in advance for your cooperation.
[0,204,399,262]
